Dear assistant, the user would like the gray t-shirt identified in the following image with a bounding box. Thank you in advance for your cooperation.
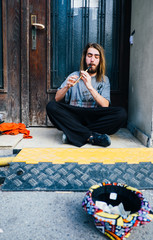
[58,71,110,108]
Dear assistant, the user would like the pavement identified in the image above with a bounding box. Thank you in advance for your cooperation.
[0,127,153,240]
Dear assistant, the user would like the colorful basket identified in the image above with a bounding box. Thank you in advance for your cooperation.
[82,182,153,240]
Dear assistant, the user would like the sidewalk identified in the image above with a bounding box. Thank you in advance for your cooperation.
[0,127,145,156]
[0,128,153,240]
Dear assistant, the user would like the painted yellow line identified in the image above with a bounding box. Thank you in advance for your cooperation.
[12,148,153,165]
[0,157,14,166]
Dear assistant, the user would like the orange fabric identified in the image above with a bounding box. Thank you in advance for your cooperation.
[0,123,32,139]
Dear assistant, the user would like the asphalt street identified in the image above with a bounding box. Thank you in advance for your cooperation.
[0,191,153,240]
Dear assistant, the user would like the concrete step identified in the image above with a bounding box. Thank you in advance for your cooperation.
[14,127,144,149]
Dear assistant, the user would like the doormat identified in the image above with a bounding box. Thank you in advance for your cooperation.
[2,161,153,191]
[12,148,153,164]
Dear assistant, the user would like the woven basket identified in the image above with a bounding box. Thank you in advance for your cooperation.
[82,182,153,240]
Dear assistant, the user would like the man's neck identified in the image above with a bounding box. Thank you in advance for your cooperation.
[89,72,97,77]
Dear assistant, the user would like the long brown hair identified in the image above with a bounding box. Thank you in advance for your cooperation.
[80,43,106,82]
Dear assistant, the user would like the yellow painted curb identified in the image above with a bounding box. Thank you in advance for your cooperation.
[0,157,14,166]
[12,148,153,165]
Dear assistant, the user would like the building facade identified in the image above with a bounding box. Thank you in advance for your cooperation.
[2,1,152,147]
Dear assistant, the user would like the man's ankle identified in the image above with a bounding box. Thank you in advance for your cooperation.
[88,132,111,147]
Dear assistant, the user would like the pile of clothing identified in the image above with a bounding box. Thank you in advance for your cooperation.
[0,123,32,139]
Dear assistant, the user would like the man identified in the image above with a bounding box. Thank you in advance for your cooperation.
[46,43,127,147]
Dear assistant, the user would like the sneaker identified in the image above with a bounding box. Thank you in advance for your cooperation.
[62,133,69,144]
[88,132,111,147]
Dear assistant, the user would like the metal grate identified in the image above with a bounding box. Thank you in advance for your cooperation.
[51,0,121,90]
[2,162,153,191]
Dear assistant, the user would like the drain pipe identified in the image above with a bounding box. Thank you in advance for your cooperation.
[147,106,153,147]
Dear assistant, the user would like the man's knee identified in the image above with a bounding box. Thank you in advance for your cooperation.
[46,101,57,114]
[116,107,127,124]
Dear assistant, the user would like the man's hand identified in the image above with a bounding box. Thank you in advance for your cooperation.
[66,75,79,89]
[80,70,93,90]
[55,75,79,102]
[80,71,109,107]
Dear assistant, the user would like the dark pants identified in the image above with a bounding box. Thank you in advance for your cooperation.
[46,101,127,147]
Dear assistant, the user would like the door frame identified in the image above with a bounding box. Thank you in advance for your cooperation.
[21,0,30,126]
[0,0,8,93]
[21,0,131,126]
[111,0,131,109]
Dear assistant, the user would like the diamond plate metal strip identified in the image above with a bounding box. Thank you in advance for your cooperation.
[0,168,7,185]
[2,162,153,191]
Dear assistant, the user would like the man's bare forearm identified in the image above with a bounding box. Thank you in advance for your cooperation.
[88,86,109,107]
[55,86,69,102]
[55,75,79,102]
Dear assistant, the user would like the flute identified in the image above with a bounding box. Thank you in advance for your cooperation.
[72,65,92,86]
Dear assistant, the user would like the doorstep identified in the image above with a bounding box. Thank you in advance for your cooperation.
[14,127,144,149]
[0,128,145,155]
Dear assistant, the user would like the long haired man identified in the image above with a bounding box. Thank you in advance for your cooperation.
[46,43,127,147]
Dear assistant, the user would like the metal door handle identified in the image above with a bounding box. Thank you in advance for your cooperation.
[31,15,45,50]
[32,23,45,30]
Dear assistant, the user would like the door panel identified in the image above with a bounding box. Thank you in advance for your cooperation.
[51,0,121,91]
[29,0,47,126]
[0,1,3,88]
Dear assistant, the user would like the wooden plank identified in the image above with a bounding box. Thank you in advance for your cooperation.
[0,1,8,120]
[47,0,51,93]
[21,0,30,126]
[46,0,55,94]
[6,0,21,122]
[0,0,8,93]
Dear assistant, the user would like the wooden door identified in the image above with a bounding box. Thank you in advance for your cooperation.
[29,0,47,126]
[0,1,2,88]
[21,0,131,126]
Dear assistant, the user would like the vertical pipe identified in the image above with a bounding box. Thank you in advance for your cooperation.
[147,106,153,147]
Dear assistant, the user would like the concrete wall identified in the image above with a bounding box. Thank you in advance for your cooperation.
[128,0,153,146]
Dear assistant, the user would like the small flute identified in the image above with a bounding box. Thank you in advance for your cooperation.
[73,65,92,86]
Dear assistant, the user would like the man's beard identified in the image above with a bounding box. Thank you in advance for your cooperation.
[87,64,99,74]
